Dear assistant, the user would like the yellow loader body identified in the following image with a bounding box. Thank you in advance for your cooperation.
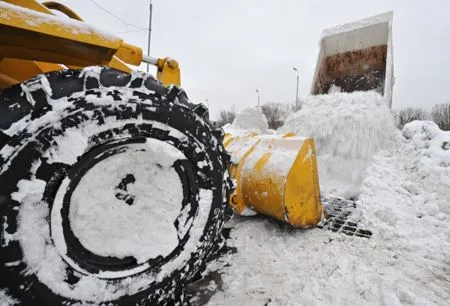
[0,0,180,88]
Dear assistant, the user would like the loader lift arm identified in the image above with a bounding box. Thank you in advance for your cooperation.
[0,0,181,89]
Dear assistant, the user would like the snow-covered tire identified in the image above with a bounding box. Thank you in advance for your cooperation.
[0,67,232,305]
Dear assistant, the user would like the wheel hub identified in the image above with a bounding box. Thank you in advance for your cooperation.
[51,138,194,276]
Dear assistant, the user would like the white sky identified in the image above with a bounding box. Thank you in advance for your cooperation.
[58,0,450,119]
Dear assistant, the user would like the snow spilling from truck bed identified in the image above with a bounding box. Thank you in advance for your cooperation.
[280,91,398,197]
[204,120,449,306]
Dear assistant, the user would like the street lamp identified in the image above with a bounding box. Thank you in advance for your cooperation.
[256,89,260,107]
[293,67,299,110]
[146,0,153,73]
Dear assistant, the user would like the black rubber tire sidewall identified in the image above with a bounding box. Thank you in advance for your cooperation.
[0,68,230,305]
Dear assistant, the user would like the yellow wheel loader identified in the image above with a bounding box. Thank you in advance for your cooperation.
[0,1,324,304]
[0,1,388,304]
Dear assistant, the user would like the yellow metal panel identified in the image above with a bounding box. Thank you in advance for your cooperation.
[108,57,133,74]
[0,2,144,69]
[114,42,142,67]
[284,139,323,227]
[0,72,19,89]
[0,2,122,49]
[0,58,63,88]
[0,0,176,86]
[226,135,261,214]
[155,58,181,86]
[2,0,51,14]
[224,133,323,228]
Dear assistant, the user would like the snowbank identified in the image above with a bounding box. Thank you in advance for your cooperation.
[206,121,449,306]
[224,107,268,135]
[359,120,450,244]
[280,91,398,196]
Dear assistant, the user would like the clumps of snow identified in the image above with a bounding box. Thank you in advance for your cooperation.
[1,216,16,248]
[11,179,47,203]
[43,127,89,164]
[67,140,185,263]
[224,107,268,135]
[0,289,18,306]
[401,121,450,213]
[359,120,450,236]
[280,91,398,196]
[19,74,52,106]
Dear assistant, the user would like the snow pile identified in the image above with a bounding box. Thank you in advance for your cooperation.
[224,107,268,135]
[206,122,449,306]
[359,120,450,241]
[401,120,450,210]
[280,91,398,196]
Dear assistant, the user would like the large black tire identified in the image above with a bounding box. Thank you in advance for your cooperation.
[0,67,233,305]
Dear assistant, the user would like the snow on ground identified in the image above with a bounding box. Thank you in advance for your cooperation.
[204,97,449,305]
[281,91,398,197]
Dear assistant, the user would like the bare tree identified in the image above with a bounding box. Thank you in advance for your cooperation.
[395,107,429,129]
[430,103,450,131]
[215,106,236,127]
[260,103,290,130]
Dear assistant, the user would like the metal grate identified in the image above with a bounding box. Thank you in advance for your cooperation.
[319,196,372,239]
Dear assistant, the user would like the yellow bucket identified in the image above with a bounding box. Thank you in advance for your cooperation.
[224,133,323,228]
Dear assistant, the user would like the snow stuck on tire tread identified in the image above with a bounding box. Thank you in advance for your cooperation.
[0,67,233,305]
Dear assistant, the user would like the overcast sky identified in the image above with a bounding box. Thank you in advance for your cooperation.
[59,0,450,119]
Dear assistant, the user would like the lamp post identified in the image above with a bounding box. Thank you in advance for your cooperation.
[146,0,153,73]
[256,89,260,107]
[293,67,299,110]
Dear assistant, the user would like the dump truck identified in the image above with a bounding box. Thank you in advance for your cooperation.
[0,1,323,304]
[311,11,394,107]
